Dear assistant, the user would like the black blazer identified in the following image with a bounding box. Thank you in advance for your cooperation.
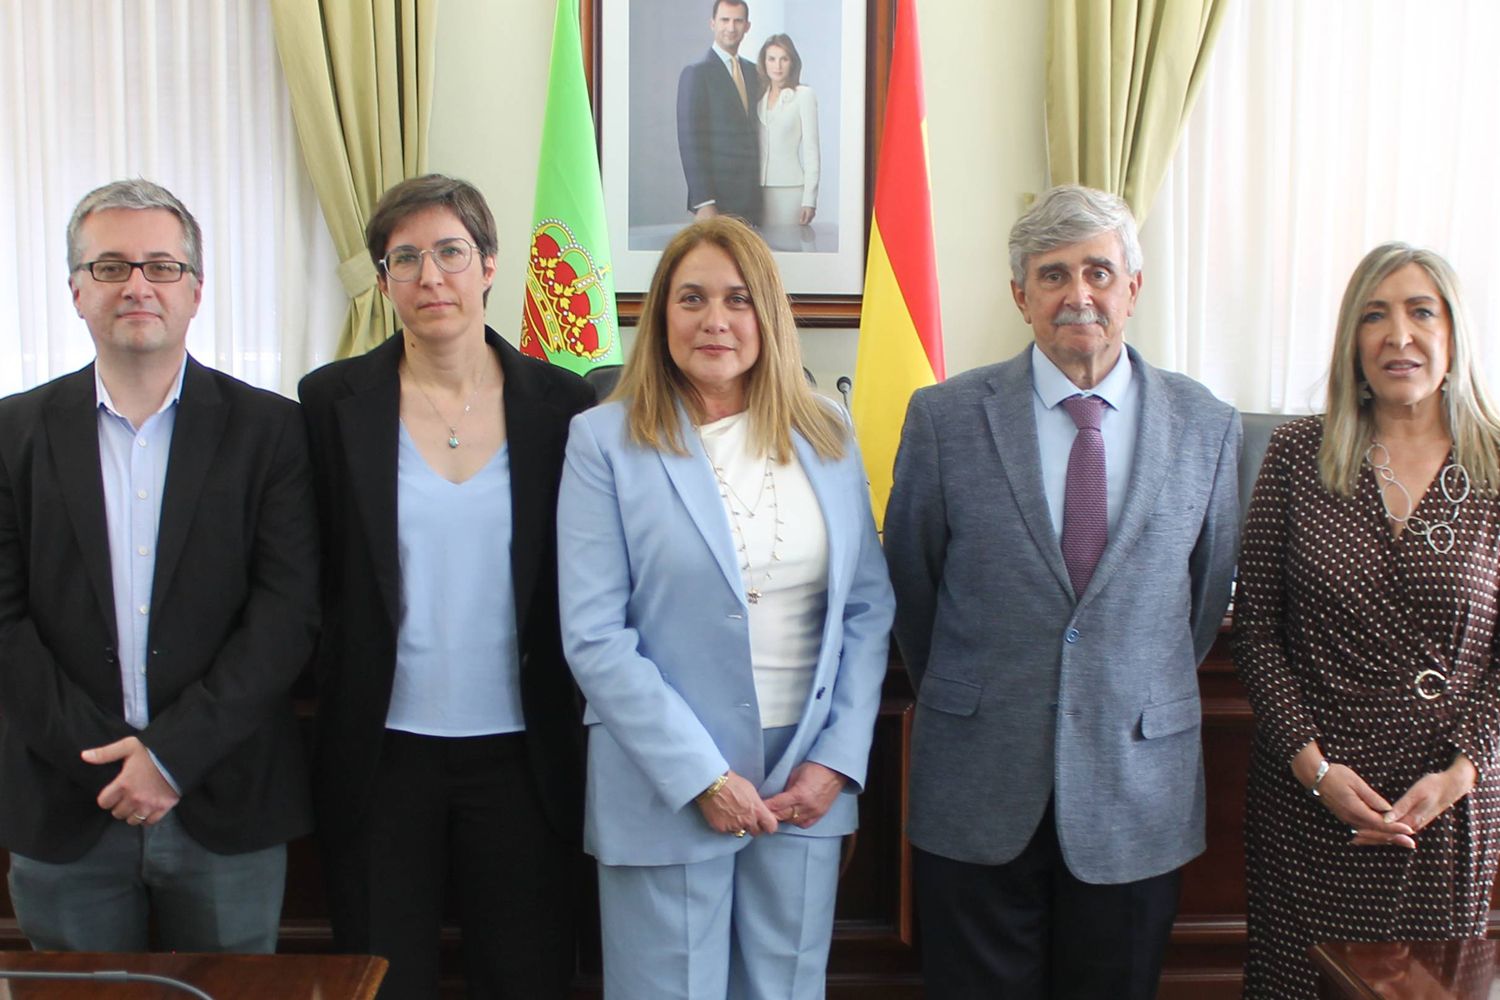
[0,358,319,862]
[677,48,763,223]
[298,329,594,845]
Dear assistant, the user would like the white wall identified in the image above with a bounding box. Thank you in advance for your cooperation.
[428,0,1049,390]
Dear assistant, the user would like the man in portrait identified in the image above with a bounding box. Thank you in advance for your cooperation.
[676,0,763,225]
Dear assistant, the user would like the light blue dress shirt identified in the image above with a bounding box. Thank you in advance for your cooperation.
[95,358,186,790]
[1029,343,1140,539]
[387,425,525,736]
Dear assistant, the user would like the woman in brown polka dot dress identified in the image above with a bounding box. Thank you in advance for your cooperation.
[1235,243,1500,998]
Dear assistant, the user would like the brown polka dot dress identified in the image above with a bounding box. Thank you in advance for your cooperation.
[1233,416,1500,999]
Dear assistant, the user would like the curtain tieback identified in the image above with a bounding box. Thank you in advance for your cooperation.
[337,252,378,298]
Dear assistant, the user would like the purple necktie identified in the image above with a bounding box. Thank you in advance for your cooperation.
[1060,394,1108,597]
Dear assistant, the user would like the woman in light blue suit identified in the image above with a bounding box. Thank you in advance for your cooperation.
[558,216,893,999]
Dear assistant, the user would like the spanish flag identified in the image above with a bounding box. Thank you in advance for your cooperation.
[853,0,944,528]
[521,0,621,375]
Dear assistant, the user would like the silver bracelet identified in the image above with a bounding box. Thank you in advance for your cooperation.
[1309,758,1331,798]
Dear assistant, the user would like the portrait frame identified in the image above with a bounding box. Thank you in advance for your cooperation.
[581,0,897,327]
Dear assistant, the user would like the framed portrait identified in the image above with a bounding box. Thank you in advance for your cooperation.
[587,0,890,320]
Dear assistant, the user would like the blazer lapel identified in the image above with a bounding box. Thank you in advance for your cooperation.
[1079,349,1176,604]
[497,333,548,635]
[659,405,745,604]
[792,433,846,605]
[152,359,227,616]
[42,367,117,639]
[336,336,403,627]
[983,356,1074,597]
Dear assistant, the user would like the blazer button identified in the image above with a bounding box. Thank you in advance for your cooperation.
[1065,628,1080,644]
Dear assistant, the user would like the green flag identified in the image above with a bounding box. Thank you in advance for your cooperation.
[521,0,620,374]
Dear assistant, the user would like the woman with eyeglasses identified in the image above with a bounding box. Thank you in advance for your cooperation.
[298,174,594,998]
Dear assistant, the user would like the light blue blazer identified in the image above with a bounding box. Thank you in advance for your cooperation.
[558,401,894,868]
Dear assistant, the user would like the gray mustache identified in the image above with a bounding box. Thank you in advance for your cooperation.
[1055,308,1105,325]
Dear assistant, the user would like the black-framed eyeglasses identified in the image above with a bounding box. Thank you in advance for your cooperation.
[75,259,195,283]
[379,238,477,282]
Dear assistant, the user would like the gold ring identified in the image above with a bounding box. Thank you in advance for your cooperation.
[132,813,148,822]
[734,829,747,838]
[791,806,799,821]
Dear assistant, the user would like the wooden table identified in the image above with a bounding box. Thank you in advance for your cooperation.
[1312,939,1499,999]
[0,952,386,999]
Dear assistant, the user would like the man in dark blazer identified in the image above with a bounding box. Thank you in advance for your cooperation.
[677,0,762,224]
[885,185,1241,999]
[0,179,318,953]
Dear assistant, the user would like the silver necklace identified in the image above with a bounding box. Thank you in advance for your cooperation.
[411,369,484,449]
[1364,440,1470,555]
[708,456,782,604]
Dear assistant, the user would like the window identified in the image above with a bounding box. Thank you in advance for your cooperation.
[0,0,344,396]
[1131,0,1500,413]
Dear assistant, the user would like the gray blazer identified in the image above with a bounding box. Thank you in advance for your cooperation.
[884,345,1241,884]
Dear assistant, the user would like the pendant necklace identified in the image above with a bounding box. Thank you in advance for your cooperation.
[1365,440,1470,555]
[412,368,484,449]
[708,456,782,604]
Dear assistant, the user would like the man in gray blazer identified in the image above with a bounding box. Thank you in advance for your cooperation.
[885,185,1240,999]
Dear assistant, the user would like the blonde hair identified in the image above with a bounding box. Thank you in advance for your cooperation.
[612,216,845,463]
[1319,241,1500,495]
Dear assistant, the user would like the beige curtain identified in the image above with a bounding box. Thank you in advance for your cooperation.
[1046,0,1228,222]
[271,0,438,358]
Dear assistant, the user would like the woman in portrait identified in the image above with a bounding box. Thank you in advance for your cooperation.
[557,216,892,999]
[756,33,820,230]
[299,174,593,999]
[1235,242,1500,998]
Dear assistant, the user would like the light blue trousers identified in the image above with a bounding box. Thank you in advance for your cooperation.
[597,725,843,1000]
[7,811,286,953]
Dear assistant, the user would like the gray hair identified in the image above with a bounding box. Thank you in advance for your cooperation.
[1008,184,1142,286]
[66,179,203,277]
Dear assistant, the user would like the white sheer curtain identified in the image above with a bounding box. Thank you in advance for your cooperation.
[1131,0,1500,414]
[0,0,345,397]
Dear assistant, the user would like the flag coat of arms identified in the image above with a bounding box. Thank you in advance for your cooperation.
[522,0,621,375]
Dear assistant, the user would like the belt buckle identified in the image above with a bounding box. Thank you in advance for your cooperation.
[1414,668,1447,701]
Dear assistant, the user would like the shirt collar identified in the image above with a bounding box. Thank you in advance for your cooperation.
[95,354,188,421]
[712,43,739,67]
[1030,343,1133,411]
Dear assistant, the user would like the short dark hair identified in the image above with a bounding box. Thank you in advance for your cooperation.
[365,174,499,304]
[712,0,749,19]
[365,174,498,267]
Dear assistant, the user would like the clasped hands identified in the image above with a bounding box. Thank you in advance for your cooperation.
[1294,743,1476,849]
[81,735,180,827]
[696,762,846,837]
